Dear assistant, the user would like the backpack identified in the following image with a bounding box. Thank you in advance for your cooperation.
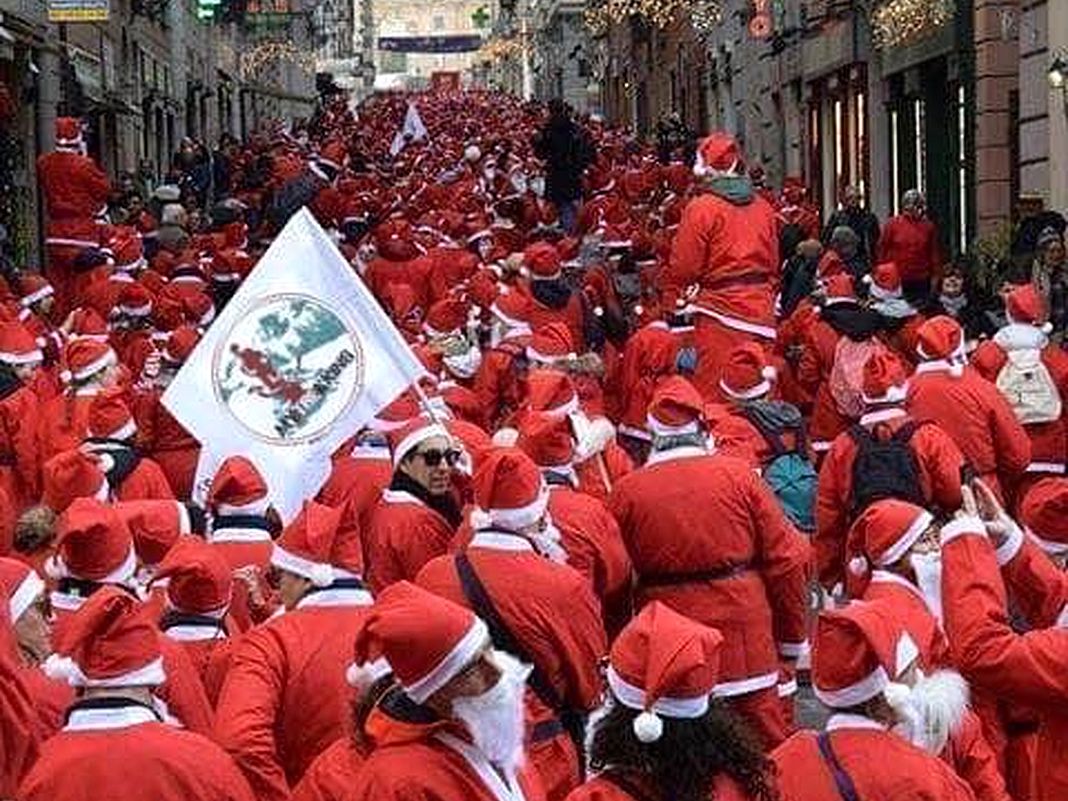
[829,338,884,419]
[741,401,818,532]
[848,420,926,514]
[995,348,1062,424]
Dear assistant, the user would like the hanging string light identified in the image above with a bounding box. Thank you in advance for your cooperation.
[870,0,955,50]
[637,0,685,28]
[240,41,317,78]
[690,0,725,42]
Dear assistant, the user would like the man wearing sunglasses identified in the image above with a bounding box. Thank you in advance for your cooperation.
[364,416,464,592]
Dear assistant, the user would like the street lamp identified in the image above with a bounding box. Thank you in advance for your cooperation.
[1049,56,1067,91]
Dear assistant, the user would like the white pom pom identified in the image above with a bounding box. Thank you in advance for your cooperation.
[309,563,335,588]
[1042,322,1054,334]
[593,305,604,317]
[347,657,392,689]
[847,556,869,577]
[633,304,643,317]
[43,654,79,685]
[59,370,73,384]
[761,365,777,381]
[632,710,663,743]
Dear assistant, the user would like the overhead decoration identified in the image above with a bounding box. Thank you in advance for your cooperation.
[870,0,955,50]
[477,36,526,63]
[691,1,725,43]
[240,41,317,79]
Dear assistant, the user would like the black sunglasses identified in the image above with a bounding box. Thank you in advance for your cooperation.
[415,448,462,468]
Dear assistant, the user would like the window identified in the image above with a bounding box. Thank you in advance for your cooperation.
[433,15,445,30]
[957,84,968,253]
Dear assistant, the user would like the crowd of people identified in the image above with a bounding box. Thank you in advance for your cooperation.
[0,87,1065,801]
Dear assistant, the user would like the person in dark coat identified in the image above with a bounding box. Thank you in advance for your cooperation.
[822,185,880,271]
[533,99,594,234]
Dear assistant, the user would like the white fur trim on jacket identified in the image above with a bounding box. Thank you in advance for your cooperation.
[939,516,986,547]
[404,618,489,704]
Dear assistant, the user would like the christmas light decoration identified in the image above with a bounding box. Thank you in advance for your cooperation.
[240,41,317,77]
[690,1,724,42]
[584,0,721,35]
[870,0,955,50]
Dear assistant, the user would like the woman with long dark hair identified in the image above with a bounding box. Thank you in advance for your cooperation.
[569,602,779,801]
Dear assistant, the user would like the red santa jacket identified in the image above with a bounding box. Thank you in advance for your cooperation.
[19,665,74,742]
[417,534,607,801]
[291,736,364,801]
[159,614,235,707]
[609,447,811,697]
[972,324,1068,478]
[0,380,40,512]
[527,288,586,353]
[815,407,964,588]
[663,190,779,334]
[92,447,176,503]
[132,388,201,501]
[36,151,109,221]
[908,363,1030,499]
[38,390,100,463]
[364,488,457,593]
[771,714,976,800]
[18,701,254,801]
[208,524,276,632]
[878,214,943,285]
[565,770,752,801]
[214,585,374,801]
[614,323,679,439]
[474,337,529,430]
[317,440,393,525]
[940,516,1068,801]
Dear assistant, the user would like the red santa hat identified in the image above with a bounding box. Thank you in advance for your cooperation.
[861,350,909,406]
[606,601,724,743]
[352,580,489,704]
[44,587,165,688]
[526,322,576,365]
[387,414,452,469]
[812,600,919,709]
[117,282,153,318]
[863,262,903,301]
[490,289,531,331]
[271,501,346,588]
[17,274,54,308]
[63,339,116,384]
[208,456,270,516]
[47,498,135,585]
[647,376,706,437]
[845,499,934,581]
[693,132,742,178]
[0,321,43,365]
[88,389,137,441]
[371,391,421,433]
[110,230,146,272]
[821,273,856,306]
[68,308,110,342]
[1019,478,1068,557]
[526,369,580,419]
[1006,284,1052,332]
[117,500,190,568]
[915,315,966,374]
[162,325,200,365]
[181,290,215,327]
[423,298,468,339]
[719,343,776,400]
[0,557,45,623]
[469,447,549,532]
[524,241,562,281]
[152,538,232,616]
[54,117,84,149]
[517,413,575,472]
[42,450,108,514]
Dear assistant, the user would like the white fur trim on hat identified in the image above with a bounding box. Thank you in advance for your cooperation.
[214,497,271,517]
[471,483,549,533]
[0,348,43,365]
[877,509,933,567]
[20,286,53,307]
[646,414,701,438]
[526,345,576,366]
[718,376,773,401]
[814,664,890,708]
[392,423,451,468]
[861,381,909,406]
[45,654,166,688]
[346,656,392,689]
[72,350,116,382]
[51,542,137,586]
[606,664,710,719]
[271,544,335,588]
[95,417,137,442]
[8,570,44,623]
[404,618,489,704]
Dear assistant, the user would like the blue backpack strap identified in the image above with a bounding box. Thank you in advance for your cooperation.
[816,732,863,801]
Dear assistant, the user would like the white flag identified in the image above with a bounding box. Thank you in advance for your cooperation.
[390,102,429,156]
[164,208,425,520]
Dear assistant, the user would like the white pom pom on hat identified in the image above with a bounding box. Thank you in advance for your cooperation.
[848,555,869,577]
[633,710,664,743]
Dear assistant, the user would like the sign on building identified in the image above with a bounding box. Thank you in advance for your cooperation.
[48,0,109,22]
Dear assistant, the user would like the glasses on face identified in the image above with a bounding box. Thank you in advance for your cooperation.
[416,448,462,468]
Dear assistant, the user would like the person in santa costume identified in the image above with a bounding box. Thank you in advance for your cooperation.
[36,118,110,314]
[214,501,374,801]
[662,133,779,399]
[609,376,810,749]
[151,537,235,706]
[864,261,924,363]
[346,580,545,801]
[815,350,964,589]
[0,556,73,739]
[523,241,586,350]
[0,324,42,515]
[40,448,110,515]
[570,602,777,801]
[20,587,255,801]
[474,289,534,429]
[843,501,1012,801]
[364,415,463,591]
[908,315,1030,502]
[82,388,175,502]
[38,338,124,462]
[43,497,214,735]
[515,412,632,636]
[416,446,606,801]
[771,600,976,800]
[971,283,1068,500]
[0,586,38,796]
[204,455,279,630]
[877,189,943,302]
[938,479,1068,801]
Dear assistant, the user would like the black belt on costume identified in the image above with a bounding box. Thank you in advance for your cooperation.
[640,562,752,587]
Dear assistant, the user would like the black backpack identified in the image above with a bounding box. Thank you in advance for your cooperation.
[848,420,926,515]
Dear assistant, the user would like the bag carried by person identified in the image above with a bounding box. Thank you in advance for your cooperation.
[848,420,926,514]
[740,400,817,533]
[995,348,1062,424]
[829,338,884,419]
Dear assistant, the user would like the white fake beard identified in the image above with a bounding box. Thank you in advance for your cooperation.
[530,177,546,198]
[887,670,969,755]
[909,552,944,622]
[444,346,483,379]
[452,650,532,773]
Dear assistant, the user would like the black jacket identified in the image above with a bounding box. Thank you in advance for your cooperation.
[533,117,594,203]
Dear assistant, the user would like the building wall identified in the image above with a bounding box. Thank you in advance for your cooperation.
[530,0,589,113]
[374,0,485,84]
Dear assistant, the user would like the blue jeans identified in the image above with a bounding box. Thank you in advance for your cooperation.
[556,199,580,234]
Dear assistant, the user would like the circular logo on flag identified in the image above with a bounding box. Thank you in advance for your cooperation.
[212,294,365,445]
